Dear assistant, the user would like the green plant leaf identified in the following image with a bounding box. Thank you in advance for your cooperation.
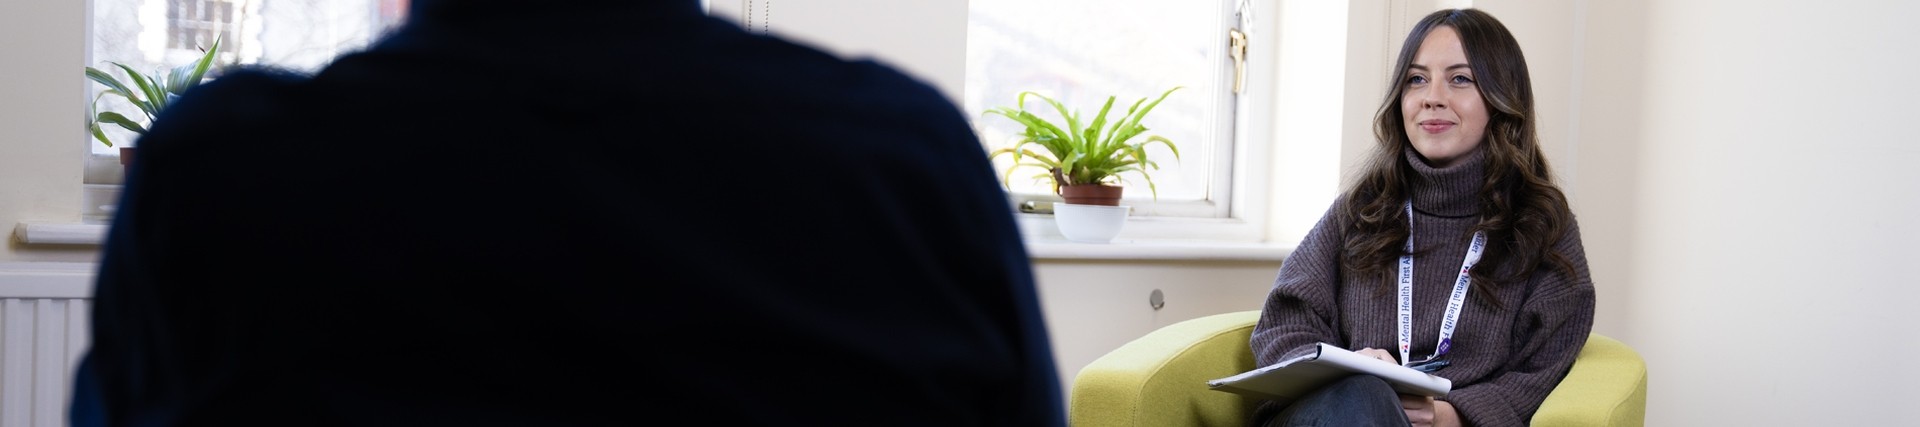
[1021,91,1084,152]
[94,111,148,135]
[1098,97,1146,154]
[984,107,1072,158]
[85,38,225,148]
[1082,96,1116,154]
[88,121,113,148]
[110,62,168,118]
[1122,86,1184,133]
[1141,135,1180,162]
[1015,111,1072,156]
[990,146,1057,167]
[982,86,1182,197]
[102,89,156,123]
[167,35,222,95]
[84,67,139,104]
[1002,161,1056,190]
[1110,165,1160,199]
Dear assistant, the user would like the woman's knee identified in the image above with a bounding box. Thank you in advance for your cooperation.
[1322,375,1395,398]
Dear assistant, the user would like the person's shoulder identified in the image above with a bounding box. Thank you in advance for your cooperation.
[140,66,311,152]
[174,66,309,108]
[1552,211,1590,259]
[1319,191,1368,226]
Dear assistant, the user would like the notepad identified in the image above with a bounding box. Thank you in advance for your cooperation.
[1206,342,1452,402]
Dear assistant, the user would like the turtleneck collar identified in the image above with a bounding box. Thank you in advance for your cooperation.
[1405,145,1486,218]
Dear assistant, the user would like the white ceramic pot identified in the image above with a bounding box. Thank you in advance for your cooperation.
[1054,203,1131,243]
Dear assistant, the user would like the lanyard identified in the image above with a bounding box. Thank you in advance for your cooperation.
[1397,201,1487,367]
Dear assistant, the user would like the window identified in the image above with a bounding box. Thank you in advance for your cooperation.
[965,0,1269,241]
[87,0,409,157]
[79,0,408,221]
[167,0,238,51]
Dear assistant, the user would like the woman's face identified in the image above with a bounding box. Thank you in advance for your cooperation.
[1401,26,1488,168]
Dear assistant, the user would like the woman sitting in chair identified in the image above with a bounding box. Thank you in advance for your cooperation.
[1251,8,1594,427]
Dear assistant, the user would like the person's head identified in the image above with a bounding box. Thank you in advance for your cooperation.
[1376,8,1535,171]
[1344,8,1574,298]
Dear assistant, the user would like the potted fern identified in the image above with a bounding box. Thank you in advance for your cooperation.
[85,36,224,171]
[981,86,1182,242]
[983,86,1182,205]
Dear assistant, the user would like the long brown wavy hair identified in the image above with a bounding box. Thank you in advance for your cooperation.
[1341,8,1576,306]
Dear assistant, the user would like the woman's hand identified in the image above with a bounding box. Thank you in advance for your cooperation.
[1355,347,1397,364]
[1354,348,1463,427]
[1399,394,1462,427]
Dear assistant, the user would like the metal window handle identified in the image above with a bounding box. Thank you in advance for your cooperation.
[1228,28,1248,94]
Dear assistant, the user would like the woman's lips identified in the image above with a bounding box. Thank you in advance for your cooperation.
[1419,120,1454,134]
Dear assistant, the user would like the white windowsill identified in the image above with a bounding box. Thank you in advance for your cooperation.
[14,222,108,246]
[1010,209,1288,261]
[1024,237,1291,261]
[15,219,1292,262]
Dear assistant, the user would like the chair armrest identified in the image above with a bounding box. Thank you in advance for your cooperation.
[1070,310,1262,427]
[1533,333,1649,427]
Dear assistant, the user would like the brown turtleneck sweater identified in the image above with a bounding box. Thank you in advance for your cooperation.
[1250,147,1595,427]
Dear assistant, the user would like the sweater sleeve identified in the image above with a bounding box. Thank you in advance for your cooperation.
[1250,202,1349,365]
[1444,221,1597,427]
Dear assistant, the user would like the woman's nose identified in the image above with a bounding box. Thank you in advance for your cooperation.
[1419,85,1447,109]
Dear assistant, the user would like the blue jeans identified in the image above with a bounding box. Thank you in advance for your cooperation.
[1256,375,1410,427]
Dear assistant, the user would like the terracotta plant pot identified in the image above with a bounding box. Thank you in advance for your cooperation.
[1058,184,1123,206]
[120,146,135,177]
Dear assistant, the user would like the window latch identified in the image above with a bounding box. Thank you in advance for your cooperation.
[1228,28,1249,94]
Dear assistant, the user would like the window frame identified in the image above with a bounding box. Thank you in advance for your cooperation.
[983,0,1279,244]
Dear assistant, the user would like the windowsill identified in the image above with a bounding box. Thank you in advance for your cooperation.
[1011,210,1288,261]
[15,183,120,246]
[1024,237,1291,261]
[15,220,1295,262]
[14,222,108,246]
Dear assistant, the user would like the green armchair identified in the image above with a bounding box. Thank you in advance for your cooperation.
[1069,310,1646,426]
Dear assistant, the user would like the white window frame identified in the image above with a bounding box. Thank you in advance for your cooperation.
[992,0,1279,244]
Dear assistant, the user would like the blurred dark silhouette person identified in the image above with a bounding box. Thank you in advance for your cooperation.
[69,1,1064,426]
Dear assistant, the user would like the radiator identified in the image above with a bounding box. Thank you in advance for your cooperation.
[0,263,93,427]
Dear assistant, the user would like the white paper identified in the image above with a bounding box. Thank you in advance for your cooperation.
[1207,343,1452,402]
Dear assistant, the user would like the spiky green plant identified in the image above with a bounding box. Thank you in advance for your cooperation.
[982,86,1182,199]
[85,36,224,148]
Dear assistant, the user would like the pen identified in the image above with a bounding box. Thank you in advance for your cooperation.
[1408,359,1450,373]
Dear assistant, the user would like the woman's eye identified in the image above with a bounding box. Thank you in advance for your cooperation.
[1407,75,1428,85]
[1450,75,1474,84]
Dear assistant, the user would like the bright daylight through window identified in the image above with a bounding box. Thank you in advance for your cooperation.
[87,0,408,157]
[964,0,1239,219]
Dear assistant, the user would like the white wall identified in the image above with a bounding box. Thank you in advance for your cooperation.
[1617,1,1919,424]
[1478,0,1920,424]
[0,0,97,263]
[1467,0,1638,355]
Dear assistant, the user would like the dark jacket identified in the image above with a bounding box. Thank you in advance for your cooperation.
[72,1,1063,425]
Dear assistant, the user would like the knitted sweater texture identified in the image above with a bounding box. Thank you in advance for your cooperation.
[1250,147,1596,427]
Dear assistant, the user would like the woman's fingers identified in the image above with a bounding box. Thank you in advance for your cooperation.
[1355,347,1397,364]
[1401,394,1436,427]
